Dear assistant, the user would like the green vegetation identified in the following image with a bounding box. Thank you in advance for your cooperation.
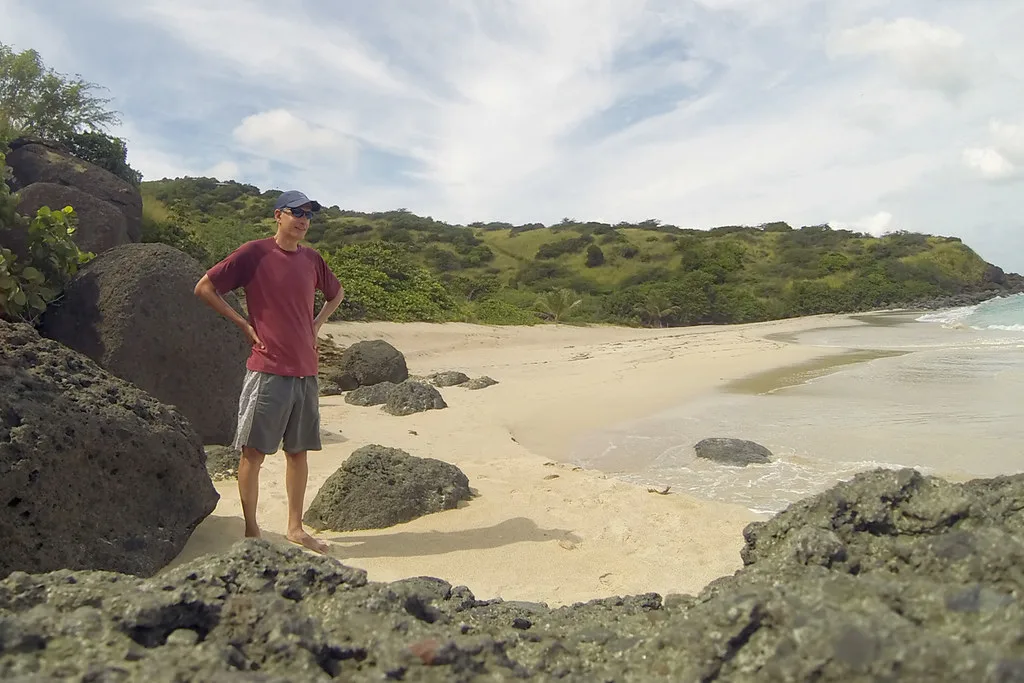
[0,149,91,323]
[139,177,1004,328]
[0,42,142,186]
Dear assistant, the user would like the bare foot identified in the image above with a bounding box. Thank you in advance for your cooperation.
[245,524,261,538]
[287,529,329,554]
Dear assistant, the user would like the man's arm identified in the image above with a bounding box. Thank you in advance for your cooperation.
[194,274,265,349]
[314,286,345,335]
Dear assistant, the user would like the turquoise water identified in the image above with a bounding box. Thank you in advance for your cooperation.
[568,296,1024,514]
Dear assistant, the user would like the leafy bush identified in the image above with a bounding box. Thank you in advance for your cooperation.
[321,241,460,322]
[0,155,91,322]
[467,298,540,325]
[585,244,604,267]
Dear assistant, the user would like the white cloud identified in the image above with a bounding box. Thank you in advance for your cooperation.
[962,119,1024,182]
[232,110,355,161]
[204,161,240,181]
[990,120,1024,163]
[963,147,1016,181]
[3,0,1024,270]
[827,17,971,97]
[830,211,895,237]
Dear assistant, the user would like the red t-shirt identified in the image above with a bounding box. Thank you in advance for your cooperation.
[206,237,341,377]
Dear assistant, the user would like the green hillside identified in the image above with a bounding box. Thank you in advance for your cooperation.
[140,177,1015,327]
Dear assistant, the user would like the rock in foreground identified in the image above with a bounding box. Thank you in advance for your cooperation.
[304,444,471,531]
[0,321,219,579]
[40,242,250,444]
[4,468,1024,681]
[694,437,772,466]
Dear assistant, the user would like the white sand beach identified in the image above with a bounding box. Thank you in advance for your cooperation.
[169,314,860,606]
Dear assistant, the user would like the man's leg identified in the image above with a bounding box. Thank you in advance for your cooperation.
[232,370,289,540]
[238,447,266,537]
[282,375,328,553]
[284,450,327,552]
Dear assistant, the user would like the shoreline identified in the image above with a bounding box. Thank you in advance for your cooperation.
[169,313,885,606]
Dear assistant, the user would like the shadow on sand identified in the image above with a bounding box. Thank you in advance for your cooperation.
[326,517,581,559]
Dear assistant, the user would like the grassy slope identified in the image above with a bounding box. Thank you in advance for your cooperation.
[138,177,1007,326]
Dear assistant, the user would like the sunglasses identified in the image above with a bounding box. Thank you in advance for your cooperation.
[285,207,315,219]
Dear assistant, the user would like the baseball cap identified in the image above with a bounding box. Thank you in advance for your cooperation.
[274,190,321,212]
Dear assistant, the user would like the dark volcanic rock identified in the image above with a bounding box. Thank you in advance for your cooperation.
[338,339,409,387]
[15,182,130,255]
[6,467,1024,681]
[40,242,250,444]
[205,445,239,481]
[384,380,447,416]
[464,376,498,390]
[429,371,470,387]
[345,381,398,406]
[694,437,772,466]
[303,444,472,531]
[5,137,143,241]
[0,321,218,579]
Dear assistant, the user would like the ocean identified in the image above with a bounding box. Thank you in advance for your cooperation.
[568,294,1024,515]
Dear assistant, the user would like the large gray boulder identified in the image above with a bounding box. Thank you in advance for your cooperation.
[0,320,218,579]
[2,469,1024,679]
[40,242,250,445]
[694,437,773,466]
[337,339,408,387]
[5,137,143,242]
[16,182,131,254]
[303,444,472,531]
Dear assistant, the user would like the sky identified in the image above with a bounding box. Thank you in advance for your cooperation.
[2,0,1023,270]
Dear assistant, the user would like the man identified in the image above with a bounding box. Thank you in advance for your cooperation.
[194,189,344,554]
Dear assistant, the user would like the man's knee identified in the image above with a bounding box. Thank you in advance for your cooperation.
[240,447,266,467]
[284,450,308,461]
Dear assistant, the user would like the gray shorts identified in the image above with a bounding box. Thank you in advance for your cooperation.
[232,370,321,455]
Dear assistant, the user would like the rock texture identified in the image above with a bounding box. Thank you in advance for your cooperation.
[464,376,498,390]
[205,445,239,481]
[0,320,219,580]
[4,468,1024,680]
[384,381,447,416]
[694,437,773,466]
[345,381,398,407]
[15,182,130,255]
[303,445,472,531]
[5,137,143,243]
[338,340,409,387]
[429,371,470,387]
[40,242,250,444]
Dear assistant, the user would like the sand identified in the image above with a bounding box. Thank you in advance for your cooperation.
[169,314,861,606]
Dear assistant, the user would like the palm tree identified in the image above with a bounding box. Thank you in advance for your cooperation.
[534,288,582,323]
[635,293,680,328]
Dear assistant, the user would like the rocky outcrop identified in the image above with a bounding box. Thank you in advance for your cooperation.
[303,444,472,531]
[429,371,470,387]
[345,381,398,406]
[337,339,409,388]
[5,136,143,244]
[40,242,250,444]
[464,376,498,390]
[4,468,1024,680]
[205,445,239,481]
[0,320,218,579]
[694,437,772,466]
[15,182,130,255]
[384,380,447,416]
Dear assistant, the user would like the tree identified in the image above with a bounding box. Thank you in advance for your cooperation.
[0,43,142,185]
[0,43,118,140]
[635,293,680,328]
[585,244,604,267]
[534,288,582,323]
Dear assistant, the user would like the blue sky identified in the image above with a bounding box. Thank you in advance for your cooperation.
[3,0,1023,270]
